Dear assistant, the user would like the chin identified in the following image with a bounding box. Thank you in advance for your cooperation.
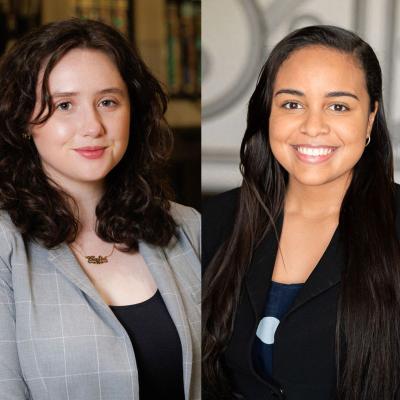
[79,165,114,180]
[76,171,109,183]
[291,173,338,187]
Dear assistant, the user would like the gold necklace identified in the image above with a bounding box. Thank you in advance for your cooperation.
[71,242,115,264]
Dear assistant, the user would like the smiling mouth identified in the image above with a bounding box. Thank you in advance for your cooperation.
[293,145,337,156]
[291,145,338,163]
[74,146,107,159]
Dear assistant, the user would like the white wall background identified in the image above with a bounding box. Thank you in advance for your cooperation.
[202,0,400,193]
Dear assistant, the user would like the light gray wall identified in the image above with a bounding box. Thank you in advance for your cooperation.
[202,0,400,193]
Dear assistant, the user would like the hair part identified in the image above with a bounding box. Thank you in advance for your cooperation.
[203,25,400,399]
[0,18,176,250]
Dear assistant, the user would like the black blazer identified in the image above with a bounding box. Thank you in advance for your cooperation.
[203,187,400,400]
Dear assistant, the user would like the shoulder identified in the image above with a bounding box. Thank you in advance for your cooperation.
[203,187,240,221]
[202,187,240,269]
[0,210,19,233]
[169,201,201,258]
[0,211,26,280]
[170,201,200,228]
[0,211,22,251]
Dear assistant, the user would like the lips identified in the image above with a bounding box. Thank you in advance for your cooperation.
[292,144,338,164]
[74,146,107,159]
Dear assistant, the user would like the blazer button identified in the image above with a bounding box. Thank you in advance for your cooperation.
[271,387,285,399]
[274,387,285,399]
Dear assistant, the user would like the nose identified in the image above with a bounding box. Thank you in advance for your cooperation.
[299,109,330,137]
[80,106,105,137]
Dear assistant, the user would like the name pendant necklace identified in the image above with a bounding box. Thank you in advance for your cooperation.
[72,242,115,264]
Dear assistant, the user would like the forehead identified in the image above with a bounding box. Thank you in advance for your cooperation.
[274,45,367,94]
[40,48,125,92]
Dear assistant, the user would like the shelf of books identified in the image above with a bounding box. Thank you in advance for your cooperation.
[0,0,41,53]
[134,0,200,128]
[1,0,200,128]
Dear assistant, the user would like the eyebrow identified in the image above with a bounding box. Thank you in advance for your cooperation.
[51,87,126,98]
[326,91,359,100]
[274,88,359,101]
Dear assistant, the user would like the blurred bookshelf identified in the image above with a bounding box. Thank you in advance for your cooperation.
[133,0,200,128]
[133,0,200,210]
[0,0,41,53]
[0,0,200,210]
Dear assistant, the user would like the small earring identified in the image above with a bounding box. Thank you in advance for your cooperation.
[365,136,371,147]
[22,133,31,140]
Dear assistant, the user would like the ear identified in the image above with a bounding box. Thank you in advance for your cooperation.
[367,101,379,137]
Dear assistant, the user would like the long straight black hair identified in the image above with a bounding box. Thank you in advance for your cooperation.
[203,25,400,399]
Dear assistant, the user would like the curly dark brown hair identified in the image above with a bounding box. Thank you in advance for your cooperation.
[0,18,176,250]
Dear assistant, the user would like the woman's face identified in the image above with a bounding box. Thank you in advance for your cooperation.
[269,45,377,188]
[31,48,130,191]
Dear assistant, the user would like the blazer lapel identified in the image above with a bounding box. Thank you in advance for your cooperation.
[288,228,343,315]
[139,240,193,400]
[47,243,106,305]
[47,243,142,335]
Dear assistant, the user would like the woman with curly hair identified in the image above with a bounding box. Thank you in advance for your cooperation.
[0,18,200,400]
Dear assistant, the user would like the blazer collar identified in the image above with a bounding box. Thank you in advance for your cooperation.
[245,212,343,320]
[47,243,105,305]
[290,227,342,315]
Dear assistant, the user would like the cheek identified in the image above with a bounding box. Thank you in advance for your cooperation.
[109,106,130,134]
[269,112,298,140]
[335,117,368,146]
[268,115,294,162]
[32,120,75,152]
[337,125,367,166]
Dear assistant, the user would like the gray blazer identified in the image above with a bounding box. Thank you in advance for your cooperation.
[0,203,201,400]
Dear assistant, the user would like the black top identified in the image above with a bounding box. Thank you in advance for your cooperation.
[110,290,185,400]
[203,186,400,400]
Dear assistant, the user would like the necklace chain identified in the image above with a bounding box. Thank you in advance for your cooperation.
[71,242,115,264]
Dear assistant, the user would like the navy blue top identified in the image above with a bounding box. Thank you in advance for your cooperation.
[253,281,303,379]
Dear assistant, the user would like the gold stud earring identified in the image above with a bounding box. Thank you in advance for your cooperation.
[22,133,31,140]
[365,136,371,147]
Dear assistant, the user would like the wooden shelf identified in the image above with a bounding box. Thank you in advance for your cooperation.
[166,99,200,129]
[41,0,75,23]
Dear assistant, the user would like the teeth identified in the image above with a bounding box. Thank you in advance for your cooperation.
[296,146,334,156]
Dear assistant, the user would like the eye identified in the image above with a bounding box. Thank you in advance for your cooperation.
[282,101,303,110]
[56,101,72,111]
[99,99,117,107]
[329,103,349,112]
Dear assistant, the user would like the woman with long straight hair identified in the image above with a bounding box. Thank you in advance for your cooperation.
[203,25,400,399]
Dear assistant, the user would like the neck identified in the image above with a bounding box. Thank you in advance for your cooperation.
[285,174,351,219]
[63,181,104,234]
